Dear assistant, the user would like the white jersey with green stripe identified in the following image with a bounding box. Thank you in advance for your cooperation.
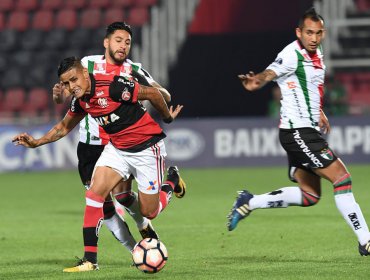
[77,55,154,145]
[266,40,325,130]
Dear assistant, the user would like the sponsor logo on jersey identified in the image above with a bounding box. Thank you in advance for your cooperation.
[287,81,296,89]
[94,113,120,126]
[165,129,205,161]
[293,130,323,167]
[320,148,333,160]
[146,180,157,191]
[121,90,131,101]
[97,98,108,108]
[122,63,132,75]
[96,90,104,96]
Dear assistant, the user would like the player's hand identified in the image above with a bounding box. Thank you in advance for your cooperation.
[238,71,261,91]
[319,110,330,134]
[12,133,38,148]
[52,82,66,104]
[169,105,183,120]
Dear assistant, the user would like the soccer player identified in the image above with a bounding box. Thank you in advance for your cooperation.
[227,7,370,256]
[52,23,165,252]
[13,56,186,271]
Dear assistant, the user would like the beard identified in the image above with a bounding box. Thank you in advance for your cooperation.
[108,49,125,64]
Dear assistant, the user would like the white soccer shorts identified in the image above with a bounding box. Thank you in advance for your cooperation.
[94,141,166,194]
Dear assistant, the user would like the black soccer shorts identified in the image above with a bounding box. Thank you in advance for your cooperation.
[279,128,338,182]
[77,141,105,187]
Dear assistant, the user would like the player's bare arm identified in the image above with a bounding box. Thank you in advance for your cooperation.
[138,85,183,122]
[52,82,72,104]
[151,81,171,103]
[238,69,277,91]
[319,109,330,134]
[12,113,84,148]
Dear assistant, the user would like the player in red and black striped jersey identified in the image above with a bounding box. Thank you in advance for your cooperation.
[13,56,185,272]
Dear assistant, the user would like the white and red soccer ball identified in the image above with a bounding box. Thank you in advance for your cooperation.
[132,238,168,273]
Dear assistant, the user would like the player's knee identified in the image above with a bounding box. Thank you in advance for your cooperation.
[114,191,135,208]
[141,205,159,220]
[302,190,320,207]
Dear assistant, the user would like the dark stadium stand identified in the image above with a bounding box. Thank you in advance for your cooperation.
[0,0,157,122]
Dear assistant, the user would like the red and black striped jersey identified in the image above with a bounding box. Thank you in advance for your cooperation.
[68,73,165,152]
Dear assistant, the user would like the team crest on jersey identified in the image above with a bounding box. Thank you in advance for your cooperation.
[94,63,105,71]
[122,63,132,75]
[97,98,108,108]
[121,89,131,101]
[320,148,333,160]
[146,180,157,191]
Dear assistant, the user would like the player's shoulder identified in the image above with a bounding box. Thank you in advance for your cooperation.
[81,55,105,66]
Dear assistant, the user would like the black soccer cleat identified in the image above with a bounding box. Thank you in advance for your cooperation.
[359,241,370,256]
[167,166,186,198]
[139,221,159,240]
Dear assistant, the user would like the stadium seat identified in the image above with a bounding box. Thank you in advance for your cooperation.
[88,0,111,9]
[111,0,134,8]
[0,13,4,30]
[20,29,44,50]
[134,0,157,7]
[32,9,54,31]
[1,68,23,89]
[0,88,26,118]
[43,29,68,50]
[104,8,125,25]
[24,64,50,89]
[40,0,63,10]
[68,28,91,50]
[80,8,102,29]
[22,88,51,121]
[55,9,78,30]
[6,11,29,31]
[15,0,39,11]
[0,0,14,12]
[65,0,87,10]
[0,55,7,73]
[128,7,149,26]
[0,29,18,52]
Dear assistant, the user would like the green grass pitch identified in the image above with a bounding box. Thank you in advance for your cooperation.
[0,165,369,279]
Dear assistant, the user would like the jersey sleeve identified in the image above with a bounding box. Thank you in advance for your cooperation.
[81,56,89,68]
[109,76,139,103]
[67,97,86,117]
[266,48,298,79]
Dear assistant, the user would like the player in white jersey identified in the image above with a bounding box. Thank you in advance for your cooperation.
[227,7,370,256]
[52,23,162,256]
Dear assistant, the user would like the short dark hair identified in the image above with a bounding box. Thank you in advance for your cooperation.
[57,56,82,77]
[298,7,324,28]
[105,22,133,38]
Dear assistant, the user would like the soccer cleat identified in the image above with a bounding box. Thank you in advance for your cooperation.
[359,241,370,256]
[227,190,254,231]
[139,221,159,239]
[167,166,186,198]
[63,258,99,272]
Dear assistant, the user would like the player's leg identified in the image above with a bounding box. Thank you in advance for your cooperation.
[64,143,131,272]
[112,177,159,239]
[314,158,370,255]
[227,167,321,231]
[77,142,136,252]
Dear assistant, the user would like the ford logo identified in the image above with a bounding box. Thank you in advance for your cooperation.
[165,129,205,161]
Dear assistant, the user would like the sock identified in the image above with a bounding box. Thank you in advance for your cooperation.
[115,191,149,230]
[103,200,136,251]
[83,190,104,264]
[147,183,173,220]
[249,187,317,210]
[333,173,370,245]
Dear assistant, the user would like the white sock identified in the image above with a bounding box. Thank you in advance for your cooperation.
[123,192,149,230]
[104,213,137,251]
[334,193,370,245]
[249,187,303,210]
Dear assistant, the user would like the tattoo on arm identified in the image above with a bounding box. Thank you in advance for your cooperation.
[257,69,277,83]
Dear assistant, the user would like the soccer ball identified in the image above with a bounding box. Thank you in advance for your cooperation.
[132,238,168,273]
